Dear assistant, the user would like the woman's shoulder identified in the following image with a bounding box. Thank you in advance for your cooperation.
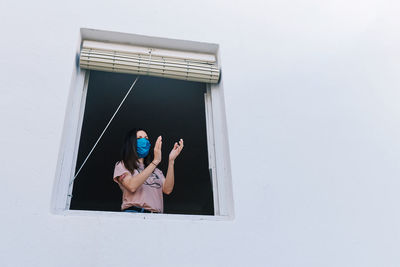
[115,160,123,167]
[115,160,128,171]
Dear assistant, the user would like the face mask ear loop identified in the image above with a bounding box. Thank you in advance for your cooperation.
[69,76,140,186]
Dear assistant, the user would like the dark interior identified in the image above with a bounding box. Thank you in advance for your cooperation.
[70,70,214,215]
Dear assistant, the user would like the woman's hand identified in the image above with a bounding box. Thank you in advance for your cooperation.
[169,138,184,162]
[153,136,162,165]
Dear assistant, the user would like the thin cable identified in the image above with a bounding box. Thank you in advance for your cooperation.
[70,76,140,186]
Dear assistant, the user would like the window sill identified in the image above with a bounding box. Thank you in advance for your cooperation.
[52,209,234,221]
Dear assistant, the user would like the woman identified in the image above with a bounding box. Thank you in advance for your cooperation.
[113,128,184,213]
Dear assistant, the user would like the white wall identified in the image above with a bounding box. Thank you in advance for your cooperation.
[1,0,400,266]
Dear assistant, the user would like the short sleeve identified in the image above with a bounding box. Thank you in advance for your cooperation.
[154,168,166,184]
[113,161,131,184]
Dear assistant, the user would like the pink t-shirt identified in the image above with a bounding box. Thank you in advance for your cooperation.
[113,160,166,212]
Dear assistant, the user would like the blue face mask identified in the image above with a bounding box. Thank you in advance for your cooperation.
[136,138,151,158]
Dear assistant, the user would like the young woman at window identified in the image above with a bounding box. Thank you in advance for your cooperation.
[113,128,184,213]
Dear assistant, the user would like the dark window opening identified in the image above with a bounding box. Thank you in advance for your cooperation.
[70,70,214,215]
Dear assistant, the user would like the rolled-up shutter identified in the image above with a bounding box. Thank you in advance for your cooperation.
[79,40,220,83]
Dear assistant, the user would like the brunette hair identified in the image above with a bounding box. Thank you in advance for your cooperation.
[118,128,152,174]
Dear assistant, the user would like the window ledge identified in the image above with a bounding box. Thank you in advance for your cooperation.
[52,209,235,221]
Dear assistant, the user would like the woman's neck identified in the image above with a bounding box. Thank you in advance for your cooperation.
[138,158,144,164]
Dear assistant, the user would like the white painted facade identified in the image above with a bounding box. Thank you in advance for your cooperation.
[1,0,400,266]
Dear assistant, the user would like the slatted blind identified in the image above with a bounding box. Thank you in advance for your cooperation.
[79,40,220,83]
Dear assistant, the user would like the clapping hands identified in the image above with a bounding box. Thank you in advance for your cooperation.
[169,139,184,162]
[153,136,184,164]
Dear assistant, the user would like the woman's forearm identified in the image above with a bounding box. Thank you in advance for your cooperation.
[163,160,175,194]
[125,162,158,192]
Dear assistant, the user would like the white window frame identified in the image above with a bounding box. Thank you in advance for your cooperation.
[50,28,234,221]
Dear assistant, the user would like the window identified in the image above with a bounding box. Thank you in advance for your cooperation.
[51,28,234,220]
